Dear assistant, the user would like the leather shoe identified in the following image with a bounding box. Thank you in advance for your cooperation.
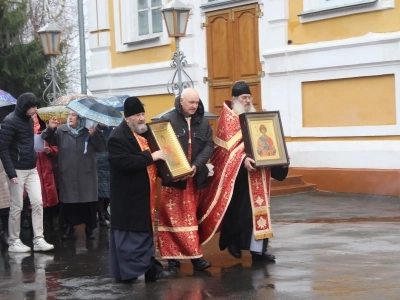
[116,277,138,284]
[167,259,181,271]
[191,257,211,271]
[228,244,242,258]
[251,251,276,262]
[145,269,173,282]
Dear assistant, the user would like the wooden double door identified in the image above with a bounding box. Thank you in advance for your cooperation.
[204,4,264,117]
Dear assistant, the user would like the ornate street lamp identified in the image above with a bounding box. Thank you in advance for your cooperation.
[37,22,62,104]
[161,0,193,95]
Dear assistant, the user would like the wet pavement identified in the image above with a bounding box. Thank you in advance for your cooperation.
[0,191,400,300]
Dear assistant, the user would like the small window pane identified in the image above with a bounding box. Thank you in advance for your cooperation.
[138,11,149,35]
[138,0,148,10]
[151,0,162,7]
[152,9,163,33]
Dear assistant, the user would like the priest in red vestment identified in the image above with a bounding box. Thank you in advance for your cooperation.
[197,82,289,262]
[157,88,214,272]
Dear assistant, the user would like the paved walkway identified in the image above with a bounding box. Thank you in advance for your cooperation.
[0,191,399,299]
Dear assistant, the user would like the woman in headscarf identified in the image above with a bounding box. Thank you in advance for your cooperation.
[42,111,105,240]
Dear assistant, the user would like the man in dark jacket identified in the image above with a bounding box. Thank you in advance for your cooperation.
[107,96,171,283]
[0,93,54,253]
[157,88,214,272]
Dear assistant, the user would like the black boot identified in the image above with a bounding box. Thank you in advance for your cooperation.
[191,257,211,271]
[228,243,242,258]
[167,259,181,271]
[145,259,173,282]
[251,239,275,262]
[85,227,95,240]
[62,224,76,240]
[251,251,276,262]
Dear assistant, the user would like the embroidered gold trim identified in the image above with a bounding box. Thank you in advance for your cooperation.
[215,130,243,150]
[158,226,198,232]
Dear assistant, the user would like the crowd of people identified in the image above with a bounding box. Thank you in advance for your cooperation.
[0,81,289,283]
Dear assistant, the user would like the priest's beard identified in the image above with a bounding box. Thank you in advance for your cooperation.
[232,99,257,115]
[129,123,148,134]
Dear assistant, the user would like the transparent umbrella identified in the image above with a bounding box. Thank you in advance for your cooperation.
[0,89,17,104]
[67,97,123,127]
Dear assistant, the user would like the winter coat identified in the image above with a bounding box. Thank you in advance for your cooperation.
[108,121,154,232]
[42,124,105,204]
[34,115,59,208]
[0,95,39,179]
[0,160,10,210]
[161,96,214,190]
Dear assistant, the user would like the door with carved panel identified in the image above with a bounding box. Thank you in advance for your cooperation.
[204,4,263,117]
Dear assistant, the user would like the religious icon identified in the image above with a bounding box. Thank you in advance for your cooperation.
[160,134,181,167]
[239,111,289,167]
[146,120,192,182]
[256,124,276,157]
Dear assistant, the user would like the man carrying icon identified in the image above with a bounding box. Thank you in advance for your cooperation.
[198,82,289,262]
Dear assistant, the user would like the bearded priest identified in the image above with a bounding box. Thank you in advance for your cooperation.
[197,81,289,262]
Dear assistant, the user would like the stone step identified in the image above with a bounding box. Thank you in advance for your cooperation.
[271,183,316,197]
[271,175,304,187]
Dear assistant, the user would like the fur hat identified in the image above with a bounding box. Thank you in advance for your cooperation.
[232,81,251,97]
[124,96,145,117]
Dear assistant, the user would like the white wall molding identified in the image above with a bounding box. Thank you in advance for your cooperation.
[299,0,395,23]
[200,0,263,13]
[288,140,400,169]
[262,32,400,76]
[263,32,400,59]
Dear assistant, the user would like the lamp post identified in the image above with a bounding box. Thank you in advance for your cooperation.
[161,0,193,96]
[37,22,62,104]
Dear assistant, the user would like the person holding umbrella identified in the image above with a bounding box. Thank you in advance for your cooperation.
[42,111,105,240]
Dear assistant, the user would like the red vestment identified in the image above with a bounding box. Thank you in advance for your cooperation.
[157,120,203,259]
[197,101,273,245]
